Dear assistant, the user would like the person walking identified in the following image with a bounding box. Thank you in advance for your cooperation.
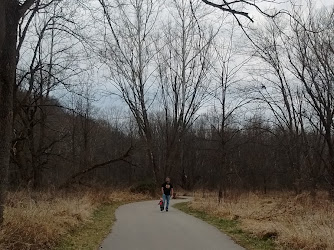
[161,177,173,212]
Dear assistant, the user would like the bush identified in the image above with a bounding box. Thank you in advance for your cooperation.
[130,180,156,196]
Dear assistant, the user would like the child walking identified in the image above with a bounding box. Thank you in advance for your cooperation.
[158,198,164,211]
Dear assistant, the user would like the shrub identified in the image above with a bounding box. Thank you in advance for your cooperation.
[130,180,156,196]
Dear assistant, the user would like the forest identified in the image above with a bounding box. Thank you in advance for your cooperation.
[1,0,334,219]
[1,1,334,249]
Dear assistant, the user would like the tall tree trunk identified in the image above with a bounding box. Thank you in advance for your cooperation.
[145,135,159,183]
[0,1,19,224]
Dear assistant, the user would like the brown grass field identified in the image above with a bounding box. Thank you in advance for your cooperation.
[190,191,334,250]
[0,189,151,250]
[1,188,333,250]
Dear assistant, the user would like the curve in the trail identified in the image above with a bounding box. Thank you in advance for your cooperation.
[100,198,244,250]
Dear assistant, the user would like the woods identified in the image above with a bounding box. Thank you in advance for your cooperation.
[0,0,334,225]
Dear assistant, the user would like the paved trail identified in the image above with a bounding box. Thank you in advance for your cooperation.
[100,198,244,250]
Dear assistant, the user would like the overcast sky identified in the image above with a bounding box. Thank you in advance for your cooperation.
[45,0,333,123]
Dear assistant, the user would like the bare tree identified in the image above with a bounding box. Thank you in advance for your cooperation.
[249,2,334,195]
[11,0,88,189]
[250,18,307,193]
[208,24,251,200]
[0,0,42,225]
[155,0,216,180]
[284,5,334,196]
[97,0,160,182]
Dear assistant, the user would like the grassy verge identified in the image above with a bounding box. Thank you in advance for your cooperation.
[55,202,123,250]
[174,202,276,250]
[181,191,334,249]
[0,190,151,250]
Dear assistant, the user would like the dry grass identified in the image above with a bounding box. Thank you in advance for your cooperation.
[0,189,151,250]
[191,191,334,250]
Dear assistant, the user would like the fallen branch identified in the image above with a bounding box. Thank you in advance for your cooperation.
[59,146,133,188]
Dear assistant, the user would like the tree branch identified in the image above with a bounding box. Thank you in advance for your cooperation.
[18,0,37,18]
[59,146,134,188]
[201,0,254,22]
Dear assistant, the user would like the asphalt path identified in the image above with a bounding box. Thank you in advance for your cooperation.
[100,198,244,250]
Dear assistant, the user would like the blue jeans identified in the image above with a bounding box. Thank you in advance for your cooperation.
[162,194,170,210]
